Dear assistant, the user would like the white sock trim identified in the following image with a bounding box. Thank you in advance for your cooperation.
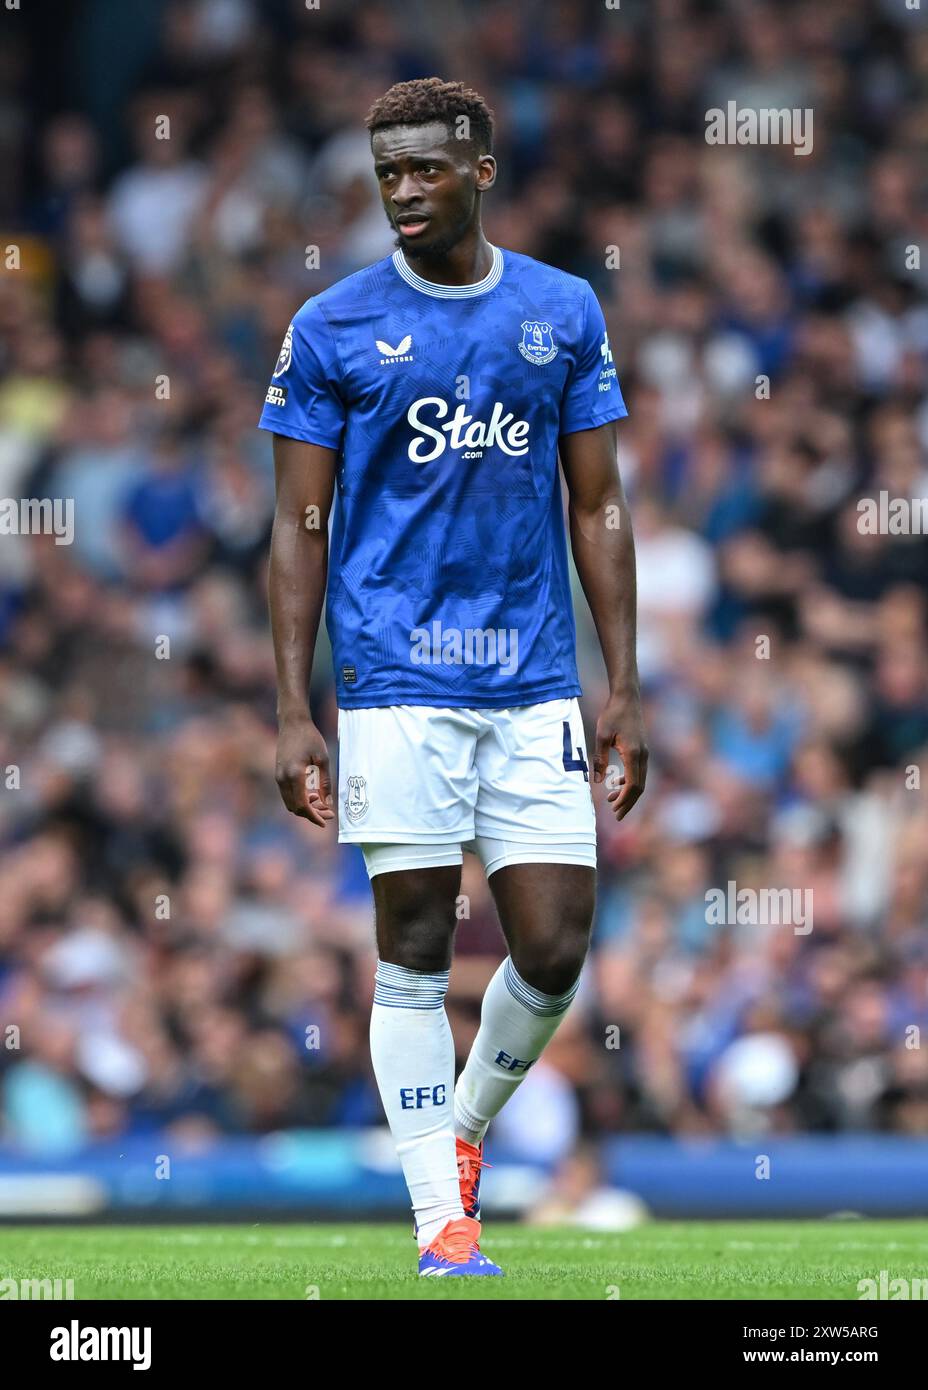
[373,960,450,1010]
[503,957,579,1017]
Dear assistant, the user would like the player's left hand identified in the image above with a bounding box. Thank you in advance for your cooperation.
[593,690,649,820]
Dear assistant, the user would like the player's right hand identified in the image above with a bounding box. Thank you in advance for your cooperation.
[275,716,335,828]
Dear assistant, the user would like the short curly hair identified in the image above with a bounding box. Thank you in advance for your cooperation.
[365,77,494,156]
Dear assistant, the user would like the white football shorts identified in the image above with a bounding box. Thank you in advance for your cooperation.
[336,697,597,878]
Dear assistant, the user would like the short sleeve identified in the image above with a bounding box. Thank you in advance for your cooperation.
[559,281,628,436]
[258,299,346,449]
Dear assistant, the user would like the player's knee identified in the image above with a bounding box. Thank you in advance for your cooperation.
[518,951,587,997]
[377,902,457,973]
[392,931,455,974]
[372,868,460,972]
[513,915,592,997]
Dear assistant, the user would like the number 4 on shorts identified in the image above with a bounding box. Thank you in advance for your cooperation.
[561,720,589,781]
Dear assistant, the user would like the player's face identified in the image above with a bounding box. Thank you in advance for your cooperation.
[371,122,494,258]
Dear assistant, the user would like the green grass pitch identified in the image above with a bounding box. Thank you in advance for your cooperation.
[3,1221,927,1299]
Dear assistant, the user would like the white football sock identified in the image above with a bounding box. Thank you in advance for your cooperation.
[454,957,580,1145]
[369,960,464,1249]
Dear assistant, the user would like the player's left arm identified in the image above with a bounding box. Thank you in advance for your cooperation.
[559,420,648,820]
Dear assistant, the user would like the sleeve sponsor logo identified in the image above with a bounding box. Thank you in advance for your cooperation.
[273,322,294,377]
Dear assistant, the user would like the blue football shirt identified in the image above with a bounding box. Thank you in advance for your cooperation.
[259,245,627,709]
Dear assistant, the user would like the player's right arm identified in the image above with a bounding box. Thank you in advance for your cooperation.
[269,433,338,827]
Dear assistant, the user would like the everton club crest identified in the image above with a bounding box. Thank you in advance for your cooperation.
[345,774,369,822]
[518,320,558,365]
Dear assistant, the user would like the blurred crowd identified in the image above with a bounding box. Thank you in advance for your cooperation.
[1,0,928,1163]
